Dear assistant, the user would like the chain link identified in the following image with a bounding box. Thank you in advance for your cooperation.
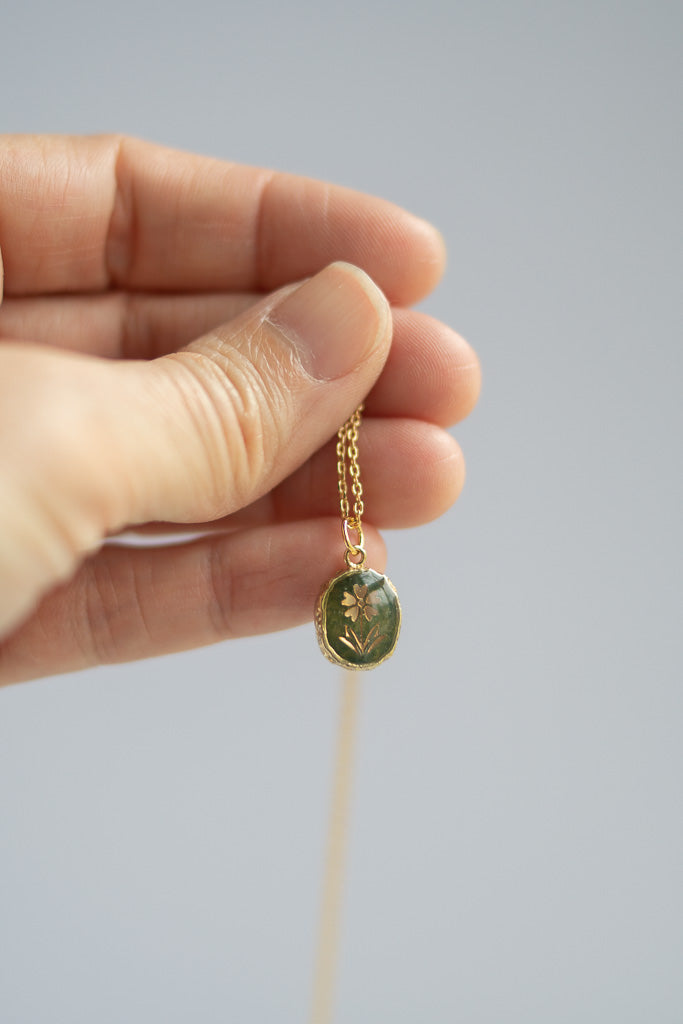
[336,404,366,567]
[336,404,364,523]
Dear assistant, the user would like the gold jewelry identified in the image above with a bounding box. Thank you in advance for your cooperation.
[315,405,401,669]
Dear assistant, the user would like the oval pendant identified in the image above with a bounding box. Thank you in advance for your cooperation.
[316,567,401,670]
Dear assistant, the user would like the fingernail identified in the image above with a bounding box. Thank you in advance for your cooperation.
[268,262,390,381]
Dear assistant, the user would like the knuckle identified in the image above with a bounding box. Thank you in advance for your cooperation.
[77,553,122,665]
[165,327,296,515]
[78,549,150,665]
[205,538,236,639]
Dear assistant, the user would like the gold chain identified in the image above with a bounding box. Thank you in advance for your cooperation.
[308,670,359,1024]
[336,405,366,568]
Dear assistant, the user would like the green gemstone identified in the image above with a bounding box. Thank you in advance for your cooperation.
[316,567,401,670]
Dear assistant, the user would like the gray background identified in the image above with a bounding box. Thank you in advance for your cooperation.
[1,1,681,1021]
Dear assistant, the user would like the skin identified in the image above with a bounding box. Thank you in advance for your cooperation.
[0,135,480,684]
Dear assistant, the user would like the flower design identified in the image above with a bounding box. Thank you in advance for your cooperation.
[341,584,380,623]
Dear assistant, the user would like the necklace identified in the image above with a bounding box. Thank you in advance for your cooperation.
[309,407,401,1022]
[315,405,401,670]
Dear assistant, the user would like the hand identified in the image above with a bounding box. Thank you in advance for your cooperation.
[0,135,480,684]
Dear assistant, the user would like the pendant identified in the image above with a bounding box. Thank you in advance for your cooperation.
[317,404,401,669]
[316,566,401,670]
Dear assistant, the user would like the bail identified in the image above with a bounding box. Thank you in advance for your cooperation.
[342,517,366,569]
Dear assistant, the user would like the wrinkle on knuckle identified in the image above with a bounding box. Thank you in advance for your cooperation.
[78,554,121,664]
[104,135,135,287]
[253,170,277,289]
[166,328,295,513]
[120,291,151,360]
[79,550,152,665]
[205,540,236,639]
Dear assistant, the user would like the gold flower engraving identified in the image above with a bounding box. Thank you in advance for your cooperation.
[338,584,385,657]
[341,584,379,623]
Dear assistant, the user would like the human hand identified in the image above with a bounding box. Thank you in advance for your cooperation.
[0,135,480,683]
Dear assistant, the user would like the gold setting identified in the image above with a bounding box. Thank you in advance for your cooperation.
[316,567,401,670]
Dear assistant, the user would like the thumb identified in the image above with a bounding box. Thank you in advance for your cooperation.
[102,261,391,526]
[0,262,390,637]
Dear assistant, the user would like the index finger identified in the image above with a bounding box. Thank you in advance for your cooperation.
[0,134,446,303]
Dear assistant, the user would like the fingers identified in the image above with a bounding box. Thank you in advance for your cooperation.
[0,520,387,684]
[244,417,465,529]
[0,295,480,426]
[135,418,465,533]
[0,263,391,637]
[0,135,444,303]
[368,310,480,427]
[0,291,257,359]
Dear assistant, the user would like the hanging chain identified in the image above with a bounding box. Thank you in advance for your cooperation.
[336,405,366,568]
